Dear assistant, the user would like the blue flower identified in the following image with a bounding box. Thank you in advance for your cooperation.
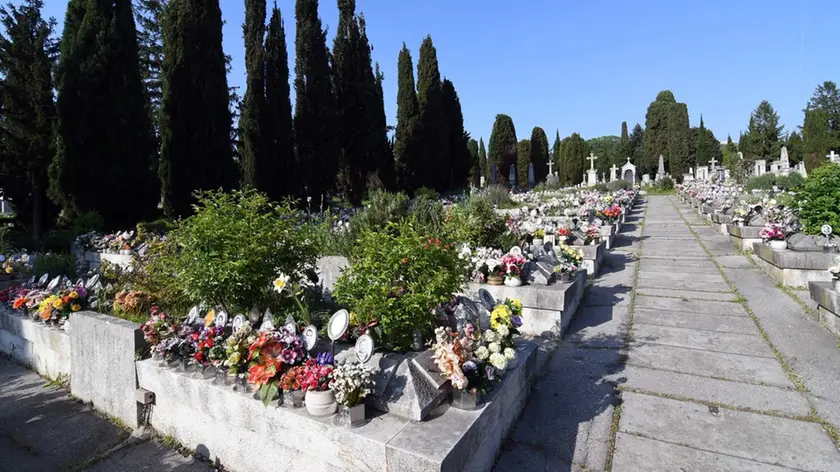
[511,315,523,327]
[316,352,334,366]
[463,361,477,371]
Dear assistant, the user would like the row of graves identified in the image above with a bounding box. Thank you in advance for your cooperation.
[678,161,840,339]
[0,186,639,472]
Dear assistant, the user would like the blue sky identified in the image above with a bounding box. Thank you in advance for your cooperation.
[43,0,840,144]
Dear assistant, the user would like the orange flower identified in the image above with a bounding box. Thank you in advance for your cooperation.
[39,307,51,320]
[61,296,71,304]
[12,298,27,310]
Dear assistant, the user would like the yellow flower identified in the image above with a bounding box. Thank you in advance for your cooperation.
[68,291,79,299]
[4,266,12,274]
[349,311,359,325]
[273,273,290,293]
[71,304,81,312]
[510,298,522,311]
[491,304,512,329]
[52,299,64,310]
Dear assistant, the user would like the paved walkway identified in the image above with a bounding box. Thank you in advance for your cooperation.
[498,195,840,471]
[0,358,213,472]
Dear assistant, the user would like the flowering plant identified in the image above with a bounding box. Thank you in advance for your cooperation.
[247,327,306,405]
[140,306,179,347]
[223,323,255,372]
[431,325,498,393]
[759,224,785,241]
[556,244,584,274]
[556,227,572,238]
[113,290,154,318]
[500,253,526,279]
[599,205,622,222]
[279,365,307,391]
[533,229,545,238]
[330,362,375,407]
[194,325,227,366]
[301,358,334,391]
[38,286,87,323]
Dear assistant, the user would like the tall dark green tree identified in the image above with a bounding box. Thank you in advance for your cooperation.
[239,0,266,189]
[135,0,167,141]
[370,59,394,190]
[416,35,446,191]
[294,0,336,199]
[618,121,630,163]
[516,139,531,188]
[263,3,295,200]
[467,138,479,187]
[52,0,157,227]
[393,43,422,192]
[0,0,56,238]
[694,115,710,166]
[629,123,645,166]
[487,114,517,185]
[739,100,783,161]
[786,131,804,166]
[551,130,561,176]
[529,126,549,183]
[441,78,469,189]
[806,81,840,135]
[643,90,676,173]
[587,136,619,176]
[158,0,233,218]
[478,137,487,183]
[802,108,836,171]
[561,133,587,186]
[722,134,740,172]
[667,102,691,177]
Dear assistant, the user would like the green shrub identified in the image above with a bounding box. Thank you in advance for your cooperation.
[33,252,76,278]
[141,189,318,313]
[136,218,175,240]
[445,196,510,249]
[333,222,469,351]
[607,180,633,191]
[483,184,513,207]
[797,163,840,235]
[352,190,410,231]
[592,183,608,192]
[774,172,804,191]
[414,186,437,200]
[71,211,104,236]
[745,173,776,191]
[654,176,674,190]
[409,194,446,235]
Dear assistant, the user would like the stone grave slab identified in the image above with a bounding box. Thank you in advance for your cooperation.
[809,281,840,337]
[726,225,764,252]
[753,243,835,287]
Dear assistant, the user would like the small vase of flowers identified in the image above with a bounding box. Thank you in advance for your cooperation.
[302,357,337,416]
[532,229,545,250]
[331,362,375,427]
[760,224,787,250]
[501,253,526,287]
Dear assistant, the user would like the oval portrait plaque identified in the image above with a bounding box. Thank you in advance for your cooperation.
[327,309,350,341]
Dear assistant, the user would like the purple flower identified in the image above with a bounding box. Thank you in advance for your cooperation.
[511,315,522,328]
[463,361,477,371]
[485,365,496,381]
[316,352,334,366]
[281,349,296,364]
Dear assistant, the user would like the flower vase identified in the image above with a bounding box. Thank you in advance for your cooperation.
[532,238,544,250]
[769,240,787,250]
[282,390,305,408]
[305,389,337,416]
[560,272,571,283]
[213,367,230,385]
[452,388,481,410]
[233,373,252,394]
[504,276,522,287]
[334,404,366,428]
[487,275,504,286]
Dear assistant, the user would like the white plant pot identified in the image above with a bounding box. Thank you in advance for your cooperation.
[769,240,787,250]
[504,277,522,287]
[305,389,337,416]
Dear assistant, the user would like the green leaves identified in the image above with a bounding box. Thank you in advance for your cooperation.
[259,382,279,407]
[798,163,840,235]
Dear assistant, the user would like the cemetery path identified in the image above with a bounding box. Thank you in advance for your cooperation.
[496,195,840,472]
[0,358,214,472]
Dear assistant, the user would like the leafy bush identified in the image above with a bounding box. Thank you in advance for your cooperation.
[797,163,840,235]
[745,173,776,191]
[352,190,410,231]
[651,176,674,191]
[607,180,633,191]
[333,222,469,351]
[71,211,104,236]
[33,252,76,278]
[141,189,318,313]
[414,186,437,200]
[409,194,446,235]
[483,184,513,207]
[774,172,804,191]
[445,196,510,249]
[592,183,608,192]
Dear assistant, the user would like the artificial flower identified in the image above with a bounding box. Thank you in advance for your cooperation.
[273,273,290,293]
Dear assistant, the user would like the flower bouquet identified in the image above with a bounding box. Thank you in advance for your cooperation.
[279,365,307,407]
[223,323,256,373]
[760,224,787,250]
[247,327,306,406]
[556,226,572,242]
[38,286,87,325]
[431,324,499,409]
[500,253,526,287]
[330,362,374,426]
[556,244,584,281]
[141,306,180,360]
[302,358,337,416]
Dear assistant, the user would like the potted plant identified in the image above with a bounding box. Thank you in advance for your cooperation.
[532,229,545,249]
[556,227,572,243]
[487,265,504,285]
[303,358,336,416]
[331,362,375,427]
[760,224,787,250]
[828,256,840,291]
[279,365,306,407]
[501,253,526,287]
[431,325,499,410]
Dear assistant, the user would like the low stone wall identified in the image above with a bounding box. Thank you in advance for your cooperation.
[136,340,540,472]
[0,308,70,379]
[465,270,586,338]
[579,241,605,278]
[76,251,134,270]
[809,282,840,337]
[599,224,617,249]
[727,225,764,252]
[753,244,835,287]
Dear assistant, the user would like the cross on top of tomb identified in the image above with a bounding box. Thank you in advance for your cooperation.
[587,153,598,171]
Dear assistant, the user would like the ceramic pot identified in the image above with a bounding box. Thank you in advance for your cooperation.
[504,276,522,287]
[560,272,571,283]
[306,389,337,416]
[282,389,305,408]
[336,404,366,427]
[487,275,504,286]
[452,388,481,410]
[769,240,787,250]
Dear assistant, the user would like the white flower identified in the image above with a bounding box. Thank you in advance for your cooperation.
[495,324,510,337]
[273,273,290,293]
[483,330,496,343]
[504,347,516,360]
[475,346,489,360]
[489,352,508,370]
[489,342,500,353]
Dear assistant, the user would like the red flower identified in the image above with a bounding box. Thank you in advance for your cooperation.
[248,360,279,387]
[401,258,408,264]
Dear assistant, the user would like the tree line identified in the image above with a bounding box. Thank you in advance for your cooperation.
[0,0,474,239]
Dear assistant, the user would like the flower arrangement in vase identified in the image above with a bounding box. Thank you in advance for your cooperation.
[556,227,572,243]
[431,323,499,410]
[38,286,88,326]
[330,361,375,427]
[247,327,306,406]
[760,224,787,250]
[532,229,545,248]
[501,253,526,287]
[279,365,307,407]
[554,244,584,282]
[302,357,336,416]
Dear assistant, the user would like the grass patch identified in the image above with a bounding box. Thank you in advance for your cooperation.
[643,188,676,196]
[45,373,71,391]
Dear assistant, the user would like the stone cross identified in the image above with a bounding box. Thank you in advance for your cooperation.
[587,153,598,171]
[626,157,631,165]
[610,164,618,182]
[709,157,718,170]
[827,150,839,163]
[548,160,554,176]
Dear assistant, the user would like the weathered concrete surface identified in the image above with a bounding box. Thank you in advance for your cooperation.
[0,309,71,379]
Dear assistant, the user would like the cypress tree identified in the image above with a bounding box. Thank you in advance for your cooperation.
[803,108,836,171]
[159,0,233,218]
[529,126,549,183]
[643,90,675,174]
[0,0,56,239]
[294,0,336,199]
[467,138,479,187]
[416,35,446,191]
[740,100,784,161]
[487,114,517,185]
[562,133,587,186]
[441,78,469,190]
[618,121,630,161]
[371,60,394,190]
[52,0,157,227]
[516,139,531,187]
[394,43,422,192]
[694,115,710,166]
[629,123,645,165]
[263,3,295,200]
[551,130,561,176]
[478,137,487,182]
[135,0,166,141]
[239,0,266,189]
[667,102,690,177]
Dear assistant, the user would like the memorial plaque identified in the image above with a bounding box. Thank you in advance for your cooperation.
[47,276,61,291]
[328,309,350,341]
[186,306,200,325]
[232,314,246,331]
[478,288,497,310]
[302,325,318,351]
[355,334,374,363]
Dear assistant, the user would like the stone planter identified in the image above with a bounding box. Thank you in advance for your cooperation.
[335,404,366,428]
[559,272,571,283]
[305,389,337,416]
[487,275,504,286]
[452,388,482,410]
[282,389,305,408]
[769,240,788,250]
[504,277,522,287]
